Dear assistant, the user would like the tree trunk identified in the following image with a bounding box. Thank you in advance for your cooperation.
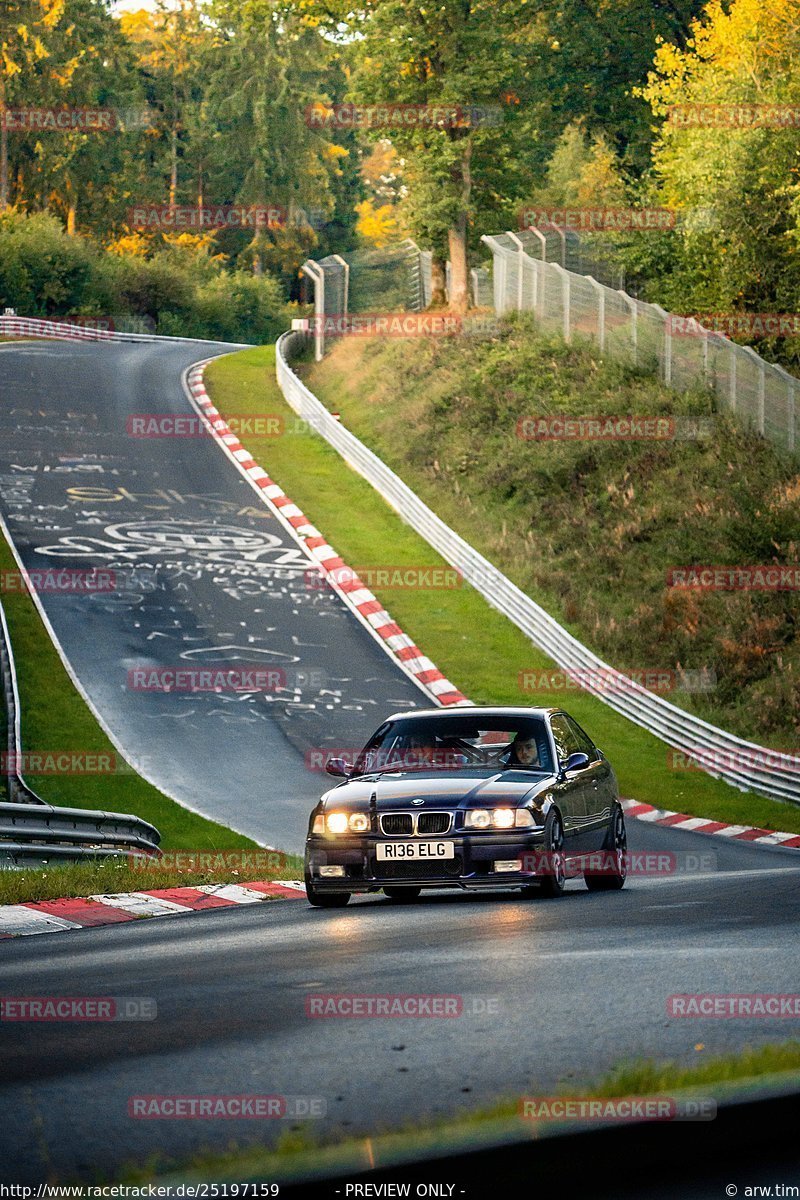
[447,224,469,313]
[0,76,8,208]
[430,255,446,306]
[447,139,472,313]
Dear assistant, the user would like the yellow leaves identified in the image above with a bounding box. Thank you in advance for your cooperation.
[323,141,348,161]
[355,198,404,247]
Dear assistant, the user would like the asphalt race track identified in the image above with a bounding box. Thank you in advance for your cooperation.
[0,822,798,1182]
[0,338,425,848]
[1,339,799,1188]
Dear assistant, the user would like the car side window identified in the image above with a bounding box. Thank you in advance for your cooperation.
[550,715,580,766]
[565,717,599,763]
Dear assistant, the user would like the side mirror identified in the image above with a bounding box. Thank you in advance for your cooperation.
[564,751,590,774]
[325,756,352,778]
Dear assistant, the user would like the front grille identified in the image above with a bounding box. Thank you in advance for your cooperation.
[380,813,413,835]
[417,812,451,835]
[379,811,453,835]
[378,856,463,880]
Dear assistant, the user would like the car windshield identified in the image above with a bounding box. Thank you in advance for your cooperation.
[352,714,554,775]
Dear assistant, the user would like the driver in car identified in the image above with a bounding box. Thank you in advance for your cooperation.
[506,734,540,768]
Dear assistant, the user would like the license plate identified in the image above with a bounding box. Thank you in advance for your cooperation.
[376,840,455,861]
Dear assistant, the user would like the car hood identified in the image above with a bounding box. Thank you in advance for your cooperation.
[321,769,556,810]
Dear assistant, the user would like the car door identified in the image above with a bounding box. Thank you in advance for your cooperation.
[566,715,614,840]
[548,714,588,847]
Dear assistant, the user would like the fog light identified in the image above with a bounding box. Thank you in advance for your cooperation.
[494,859,521,873]
[319,865,346,878]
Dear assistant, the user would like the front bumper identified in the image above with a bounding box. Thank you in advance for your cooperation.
[304,831,548,892]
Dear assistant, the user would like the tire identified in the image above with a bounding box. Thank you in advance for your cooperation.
[304,873,351,908]
[521,810,566,899]
[384,887,422,902]
[585,803,627,892]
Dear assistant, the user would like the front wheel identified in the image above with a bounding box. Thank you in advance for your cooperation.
[585,804,627,892]
[304,873,351,908]
[521,810,566,899]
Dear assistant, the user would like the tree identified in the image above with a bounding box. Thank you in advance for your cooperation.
[639,0,800,332]
[0,0,64,206]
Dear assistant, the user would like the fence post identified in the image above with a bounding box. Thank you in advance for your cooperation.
[551,264,571,342]
[507,232,526,312]
[300,259,325,361]
[587,276,605,352]
[729,341,737,413]
[619,291,638,365]
[790,379,796,453]
[652,304,672,386]
[332,254,349,318]
[757,360,766,436]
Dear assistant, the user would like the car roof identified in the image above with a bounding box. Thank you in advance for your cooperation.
[384,705,559,722]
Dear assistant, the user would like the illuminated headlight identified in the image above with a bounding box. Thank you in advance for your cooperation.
[319,865,346,878]
[322,811,369,834]
[465,808,537,830]
[312,814,325,834]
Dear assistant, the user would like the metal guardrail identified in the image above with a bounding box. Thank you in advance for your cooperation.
[0,598,162,865]
[276,329,800,806]
[0,802,161,867]
[0,314,252,349]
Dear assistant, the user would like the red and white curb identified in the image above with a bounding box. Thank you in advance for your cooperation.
[0,880,306,939]
[621,798,800,849]
[186,361,468,707]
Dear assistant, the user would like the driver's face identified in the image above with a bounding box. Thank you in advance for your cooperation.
[515,739,538,765]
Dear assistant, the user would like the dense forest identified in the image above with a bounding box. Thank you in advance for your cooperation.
[1,0,799,351]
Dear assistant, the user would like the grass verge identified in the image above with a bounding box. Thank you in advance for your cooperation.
[0,853,301,906]
[129,1041,800,1184]
[204,345,800,834]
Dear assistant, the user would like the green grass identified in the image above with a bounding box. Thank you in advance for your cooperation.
[303,323,800,747]
[204,345,800,834]
[129,1041,800,1185]
[0,853,301,906]
[0,528,261,851]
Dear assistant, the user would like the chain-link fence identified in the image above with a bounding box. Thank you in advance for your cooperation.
[482,233,798,455]
[300,241,434,358]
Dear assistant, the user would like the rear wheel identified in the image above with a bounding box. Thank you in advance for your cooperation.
[384,887,422,902]
[304,873,351,908]
[520,810,566,899]
[585,804,627,892]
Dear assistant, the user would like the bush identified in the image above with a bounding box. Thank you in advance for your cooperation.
[0,210,96,316]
